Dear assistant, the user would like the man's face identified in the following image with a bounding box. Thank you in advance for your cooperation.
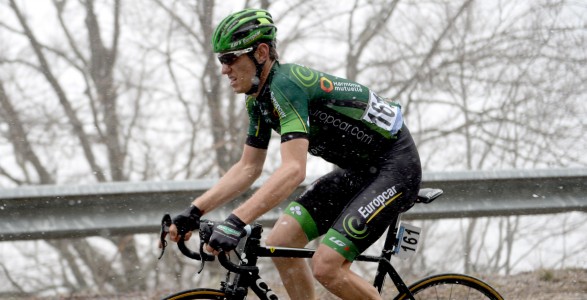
[220,52,256,94]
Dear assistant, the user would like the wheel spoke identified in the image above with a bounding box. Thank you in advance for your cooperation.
[401,273,504,300]
[415,282,495,299]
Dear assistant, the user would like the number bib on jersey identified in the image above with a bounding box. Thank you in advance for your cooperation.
[362,91,403,135]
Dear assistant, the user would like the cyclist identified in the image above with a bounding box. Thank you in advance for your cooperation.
[168,8,422,300]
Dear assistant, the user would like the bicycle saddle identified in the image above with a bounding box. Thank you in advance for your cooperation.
[417,188,443,203]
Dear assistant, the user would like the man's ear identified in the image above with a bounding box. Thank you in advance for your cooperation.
[255,43,269,63]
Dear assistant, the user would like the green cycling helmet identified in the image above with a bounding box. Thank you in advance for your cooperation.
[212,8,277,53]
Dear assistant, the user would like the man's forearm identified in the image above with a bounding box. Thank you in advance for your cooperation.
[192,160,262,214]
[232,162,305,224]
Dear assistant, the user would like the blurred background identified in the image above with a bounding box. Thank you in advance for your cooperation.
[0,0,585,298]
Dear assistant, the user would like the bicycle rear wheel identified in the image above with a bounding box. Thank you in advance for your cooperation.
[162,288,227,300]
[394,273,504,300]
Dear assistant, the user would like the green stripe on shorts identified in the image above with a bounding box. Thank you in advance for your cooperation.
[284,201,319,241]
[322,229,360,262]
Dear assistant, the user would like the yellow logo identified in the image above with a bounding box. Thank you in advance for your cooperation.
[270,247,276,253]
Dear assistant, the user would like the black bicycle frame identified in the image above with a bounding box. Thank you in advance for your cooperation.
[218,216,416,300]
[171,188,446,299]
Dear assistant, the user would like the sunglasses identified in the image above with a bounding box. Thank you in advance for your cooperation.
[217,47,254,65]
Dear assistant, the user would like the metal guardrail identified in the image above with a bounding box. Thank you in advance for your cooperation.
[1,169,586,241]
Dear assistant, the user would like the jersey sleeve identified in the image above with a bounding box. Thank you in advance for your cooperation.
[245,96,272,149]
[270,74,311,138]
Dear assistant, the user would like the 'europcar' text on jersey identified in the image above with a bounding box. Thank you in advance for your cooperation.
[246,63,406,169]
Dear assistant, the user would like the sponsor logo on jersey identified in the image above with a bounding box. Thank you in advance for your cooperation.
[319,77,364,93]
[358,186,401,222]
[270,91,286,118]
[311,109,374,144]
[289,205,302,216]
[291,64,319,87]
[333,81,363,92]
[328,236,346,247]
[309,144,326,156]
[320,77,334,92]
[343,214,369,239]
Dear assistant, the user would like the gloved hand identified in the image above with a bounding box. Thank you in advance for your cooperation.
[172,205,202,236]
[209,214,247,252]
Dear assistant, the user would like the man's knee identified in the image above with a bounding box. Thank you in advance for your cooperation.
[266,215,308,247]
[265,231,290,247]
[311,246,347,285]
[312,258,337,285]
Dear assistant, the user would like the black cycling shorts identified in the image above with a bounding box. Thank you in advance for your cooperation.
[284,129,422,261]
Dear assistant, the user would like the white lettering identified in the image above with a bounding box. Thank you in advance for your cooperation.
[329,236,346,247]
[359,207,368,218]
[270,92,286,118]
[230,31,262,48]
[311,110,374,144]
[357,186,398,219]
[332,81,363,92]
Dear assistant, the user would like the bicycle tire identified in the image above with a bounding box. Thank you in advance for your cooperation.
[162,288,227,300]
[394,273,504,300]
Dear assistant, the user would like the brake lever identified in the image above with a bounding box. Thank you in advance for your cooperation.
[196,220,215,273]
[197,241,210,274]
[158,213,172,260]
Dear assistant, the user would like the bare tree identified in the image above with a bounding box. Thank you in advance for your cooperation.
[1,0,148,293]
[292,0,584,275]
[342,0,401,81]
[0,0,585,297]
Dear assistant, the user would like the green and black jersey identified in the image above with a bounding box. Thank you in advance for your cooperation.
[246,63,405,169]
[246,63,422,261]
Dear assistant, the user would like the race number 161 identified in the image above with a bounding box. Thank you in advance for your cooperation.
[395,222,422,260]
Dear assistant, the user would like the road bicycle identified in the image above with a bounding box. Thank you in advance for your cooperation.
[158,188,504,299]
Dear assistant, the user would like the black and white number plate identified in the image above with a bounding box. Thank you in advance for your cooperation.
[395,222,422,260]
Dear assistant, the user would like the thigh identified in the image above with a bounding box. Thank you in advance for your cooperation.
[266,214,309,248]
[284,168,372,241]
[324,158,422,261]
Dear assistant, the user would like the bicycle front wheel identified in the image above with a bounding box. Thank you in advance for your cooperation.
[162,288,227,300]
[394,273,504,300]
